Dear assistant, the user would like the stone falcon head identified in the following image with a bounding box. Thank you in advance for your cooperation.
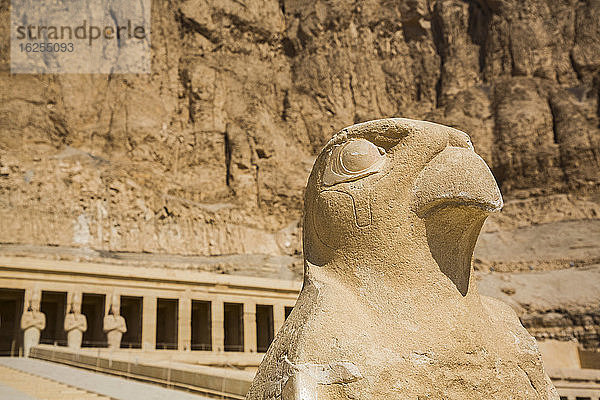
[303,118,502,295]
[247,119,558,400]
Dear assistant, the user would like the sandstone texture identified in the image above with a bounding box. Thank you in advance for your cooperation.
[0,0,599,348]
[248,119,558,399]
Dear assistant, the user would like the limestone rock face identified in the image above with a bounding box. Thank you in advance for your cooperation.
[247,119,558,400]
[0,0,599,345]
[1,0,598,258]
[478,266,600,351]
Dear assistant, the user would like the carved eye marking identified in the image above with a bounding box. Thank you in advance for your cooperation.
[339,139,384,173]
[323,139,386,186]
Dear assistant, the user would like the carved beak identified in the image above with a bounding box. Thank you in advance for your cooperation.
[411,145,503,296]
[412,146,503,217]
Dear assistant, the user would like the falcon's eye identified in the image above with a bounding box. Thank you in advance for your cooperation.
[339,139,383,173]
[323,139,386,186]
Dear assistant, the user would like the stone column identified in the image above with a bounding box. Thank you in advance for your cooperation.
[273,304,285,336]
[244,300,257,353]
[178,296,191,351]
[141,296,156,350]
[21,289,45,357]
[211,299,224,353]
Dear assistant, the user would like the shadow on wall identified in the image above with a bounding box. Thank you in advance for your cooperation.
[580,349,600,370]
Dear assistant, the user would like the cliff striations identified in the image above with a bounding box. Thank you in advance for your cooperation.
[0,0,599,347]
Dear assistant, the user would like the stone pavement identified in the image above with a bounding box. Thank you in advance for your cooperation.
[0,371,38,400]
[0,357,212,400]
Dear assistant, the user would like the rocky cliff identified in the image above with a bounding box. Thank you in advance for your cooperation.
[0,0,599,346]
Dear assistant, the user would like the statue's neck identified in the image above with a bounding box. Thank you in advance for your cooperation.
[306,256,483,331]
[306,208,488,309]
[311,254,471,297]
[304,206,490,317]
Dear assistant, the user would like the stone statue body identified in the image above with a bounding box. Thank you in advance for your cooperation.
[65,294,87,350]
[103,299,126,349]
[247,119,558,400]
[21,293,45,357]
[65,313,87,349]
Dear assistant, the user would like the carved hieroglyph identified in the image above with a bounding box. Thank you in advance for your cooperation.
[21,290,45,357]
[103,294,127,349]
[247,119,559,400]
[64,292,87,349]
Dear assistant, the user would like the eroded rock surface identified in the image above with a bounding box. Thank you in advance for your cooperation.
[478,265,600,351]
[1,0,598,257]
[0,0,599,349]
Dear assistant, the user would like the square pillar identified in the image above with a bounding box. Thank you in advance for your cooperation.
[211,299,224,353]
[178,297,191,351]
[142,296,156,350]
[274,304,285,335]
[244,300,257,353]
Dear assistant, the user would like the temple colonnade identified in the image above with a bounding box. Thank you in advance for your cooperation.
[0,257,300,356]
